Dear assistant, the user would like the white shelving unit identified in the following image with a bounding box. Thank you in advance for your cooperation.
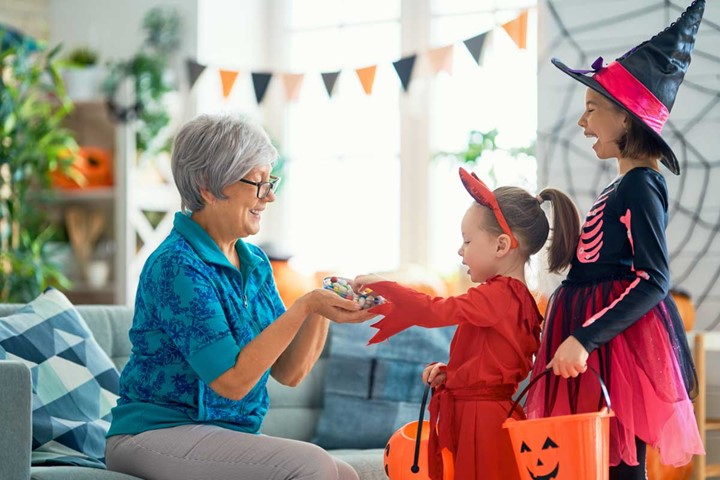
[53,92,180,306]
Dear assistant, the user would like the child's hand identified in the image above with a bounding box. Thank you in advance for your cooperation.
[422,362,447,388]
[547,335,589,378]
[351,274,387,294]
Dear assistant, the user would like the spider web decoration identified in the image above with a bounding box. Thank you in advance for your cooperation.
[537,0,720,331]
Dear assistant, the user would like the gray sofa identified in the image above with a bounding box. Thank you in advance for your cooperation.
[0,304,385,480]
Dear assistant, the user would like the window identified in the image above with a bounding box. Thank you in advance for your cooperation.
[193,0,539,281]
[281,0,401,275]
[428,1,538,277]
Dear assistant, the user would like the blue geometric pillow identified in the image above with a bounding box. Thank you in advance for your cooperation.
[0,288,119,468]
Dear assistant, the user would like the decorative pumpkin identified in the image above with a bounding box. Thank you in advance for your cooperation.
[384,421,454,479]
[51,146,113,189]
[270,259,315,307]
[670,289,696,332]
[532,291,549,318]
[647,445,692,480]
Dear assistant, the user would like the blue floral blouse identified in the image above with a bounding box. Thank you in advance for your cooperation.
[107,212,286,437]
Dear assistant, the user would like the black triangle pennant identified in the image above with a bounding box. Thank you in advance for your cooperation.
[463,32,488,65]
[186,59,207,89]
[392,55,416,92]
[321,71,341,97]
[252,72,273,104]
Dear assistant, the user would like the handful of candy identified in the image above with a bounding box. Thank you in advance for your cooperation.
[323,276,385,310]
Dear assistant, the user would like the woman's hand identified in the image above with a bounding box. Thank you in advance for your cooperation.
[546,335,589,378]
[297,289,376,324]
[351,274,387,294]
[422,362,447,388]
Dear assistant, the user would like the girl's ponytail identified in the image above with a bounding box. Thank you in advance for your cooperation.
[538,188,581,273]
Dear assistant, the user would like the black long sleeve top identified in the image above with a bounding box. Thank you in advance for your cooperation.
[568,167,670,353]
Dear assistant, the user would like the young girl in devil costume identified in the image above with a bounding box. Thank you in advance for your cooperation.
[353,168,580,480]
[525,2,706,479]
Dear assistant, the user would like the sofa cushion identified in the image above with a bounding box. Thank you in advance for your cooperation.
[31,466,142,480]
[0,288,120,468]
[73,305,134,372]
[312,321,454,449]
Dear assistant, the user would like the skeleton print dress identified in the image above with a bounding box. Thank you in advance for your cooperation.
[525,167,703,468]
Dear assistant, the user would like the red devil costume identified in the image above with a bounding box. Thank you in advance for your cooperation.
[366,169,543,480]
[526,0,705,473]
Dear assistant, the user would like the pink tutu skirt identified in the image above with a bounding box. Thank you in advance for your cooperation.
[526,276,705,467]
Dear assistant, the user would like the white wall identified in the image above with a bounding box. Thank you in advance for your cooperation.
[194,0,285,247]
[50,0,199,123]
[0,0,49,40]
[537,0,720,464]
[195,0,270,116]
[49,0,198,70]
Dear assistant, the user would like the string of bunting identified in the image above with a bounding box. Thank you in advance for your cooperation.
[186,10,528,103]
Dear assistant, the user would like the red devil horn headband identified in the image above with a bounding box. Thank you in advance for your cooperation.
[459,167,519,249]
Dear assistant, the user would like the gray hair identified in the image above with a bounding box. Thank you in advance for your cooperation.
[171,114,278,212]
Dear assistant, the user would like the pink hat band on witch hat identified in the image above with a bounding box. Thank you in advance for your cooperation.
[458,167,519,249]
[593,61,669,135]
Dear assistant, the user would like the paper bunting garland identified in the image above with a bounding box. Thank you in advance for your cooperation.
[185,9,528,103]
[321,71,341,97]
[252,72,272,104]
[463,32,489,65]
[427,45,454,74]
[355,65,377,95]
[393,55,417,92]
[219,69,240,98]
[186,59,206,89]
[281,73,305,101]
[502,10,528,49]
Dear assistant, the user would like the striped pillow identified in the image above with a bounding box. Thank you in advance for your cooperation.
[0,288,119,468]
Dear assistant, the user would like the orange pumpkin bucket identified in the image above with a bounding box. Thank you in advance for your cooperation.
[384,384,454,479]
[503,368,614,480]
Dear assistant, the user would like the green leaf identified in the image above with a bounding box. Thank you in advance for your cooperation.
[0,38,76,302]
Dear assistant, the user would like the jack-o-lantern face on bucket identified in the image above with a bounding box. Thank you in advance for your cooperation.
[520,436,560,480]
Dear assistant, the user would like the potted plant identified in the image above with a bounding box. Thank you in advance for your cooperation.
[61,45,102,101]
[434,129,537,186]
[103,7,180,155]
[0,30,78,302]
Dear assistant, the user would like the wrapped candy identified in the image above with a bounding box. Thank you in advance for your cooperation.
[323,276,385,310]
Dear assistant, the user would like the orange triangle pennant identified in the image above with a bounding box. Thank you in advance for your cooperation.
[426,45,454,75]
[281,73,305,102]
[219,69,240,98]
[355,65,377,95]
[502,10,528,49]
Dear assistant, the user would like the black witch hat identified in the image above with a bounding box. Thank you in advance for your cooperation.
[552,0,705,175]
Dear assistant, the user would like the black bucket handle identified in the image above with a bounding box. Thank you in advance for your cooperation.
[506,366,612,420]
[410,383,432,473]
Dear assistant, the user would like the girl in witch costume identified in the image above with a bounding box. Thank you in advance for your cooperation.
[352,168,580,480]
[525,1,706,479]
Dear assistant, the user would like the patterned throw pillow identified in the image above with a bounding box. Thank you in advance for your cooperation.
[313,321,455,449]
[0,288,119,468]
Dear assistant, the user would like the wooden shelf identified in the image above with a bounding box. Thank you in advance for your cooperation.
[65,281,115,295]
[693,332,720,480]
[706,464,720,477]
[47,187,115,204]
[707,418,720,431]
[62,282,116,305]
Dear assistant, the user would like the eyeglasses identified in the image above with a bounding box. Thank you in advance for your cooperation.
[238,175,281,199]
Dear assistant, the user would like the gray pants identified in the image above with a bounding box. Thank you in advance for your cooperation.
[106,425,359,480]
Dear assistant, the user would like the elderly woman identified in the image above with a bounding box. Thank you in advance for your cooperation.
[105,114,372,480]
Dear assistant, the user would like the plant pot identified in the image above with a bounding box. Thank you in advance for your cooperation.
[62,66,103,102]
